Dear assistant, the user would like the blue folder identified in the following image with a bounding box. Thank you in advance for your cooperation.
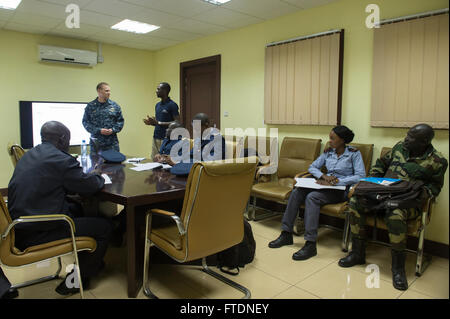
[360,177,401,184]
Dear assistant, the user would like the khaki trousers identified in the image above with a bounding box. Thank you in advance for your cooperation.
[151,138,163,160]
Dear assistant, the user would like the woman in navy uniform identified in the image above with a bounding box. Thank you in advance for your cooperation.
[268,126,366,261]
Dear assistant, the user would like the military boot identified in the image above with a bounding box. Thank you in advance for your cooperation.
[391,249,408,290]
[338,237,366,267]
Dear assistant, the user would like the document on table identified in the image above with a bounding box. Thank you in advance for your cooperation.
[101,174,112,184]
[129,162,163,171]
[294,178,346,190]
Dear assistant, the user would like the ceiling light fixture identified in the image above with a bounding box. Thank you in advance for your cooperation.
[0,0,22,10]
[202,0,232,5]
[111,19,160,34]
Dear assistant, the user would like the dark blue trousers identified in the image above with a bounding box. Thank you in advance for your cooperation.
[281,187,346,242]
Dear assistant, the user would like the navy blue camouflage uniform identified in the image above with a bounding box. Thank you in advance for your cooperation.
[82,98,124,152]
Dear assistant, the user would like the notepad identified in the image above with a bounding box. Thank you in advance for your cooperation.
[129,163,163,171]
[294,178,346,190]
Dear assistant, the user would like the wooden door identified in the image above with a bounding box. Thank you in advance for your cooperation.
[180,55,221,135]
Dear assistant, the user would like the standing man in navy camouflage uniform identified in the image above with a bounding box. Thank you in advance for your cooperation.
[83,82,124,152]
[143,82,180,160]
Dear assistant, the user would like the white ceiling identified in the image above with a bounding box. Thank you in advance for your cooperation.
[0,0,337,51]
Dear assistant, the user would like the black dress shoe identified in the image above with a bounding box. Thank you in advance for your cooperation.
[55,277,90,296]
[1,288,19,299]
[292,241,317,261]
[268,231,293,248]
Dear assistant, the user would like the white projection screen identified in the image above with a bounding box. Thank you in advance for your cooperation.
[20,101,90,148]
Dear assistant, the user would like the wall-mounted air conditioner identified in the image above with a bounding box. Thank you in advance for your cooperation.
[38,45,98,67]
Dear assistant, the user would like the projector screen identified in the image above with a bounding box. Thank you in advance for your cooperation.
[20,101,90,148]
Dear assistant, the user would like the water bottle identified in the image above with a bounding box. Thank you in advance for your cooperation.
[80,140,88,172]
[81,140,88,159]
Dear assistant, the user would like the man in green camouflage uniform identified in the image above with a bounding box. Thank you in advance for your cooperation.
[338,124,447,291]
[83,82,124,152]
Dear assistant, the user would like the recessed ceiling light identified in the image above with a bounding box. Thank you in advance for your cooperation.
[111,19,160,34]
[202,0,232,5]
[0,0,22,10]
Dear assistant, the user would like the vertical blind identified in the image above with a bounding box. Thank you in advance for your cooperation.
[371,13,449,129]
[264,30,343,126]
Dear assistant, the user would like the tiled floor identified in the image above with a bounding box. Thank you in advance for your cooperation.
[2,214,449,299]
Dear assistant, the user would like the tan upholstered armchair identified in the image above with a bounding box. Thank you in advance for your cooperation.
[295,142,374,249]
[248,137,322,221]
[237,135,278,184]
[0,195,96,299]
[346,147,436,276]
[7,143,26,167]
[142,158,258,299]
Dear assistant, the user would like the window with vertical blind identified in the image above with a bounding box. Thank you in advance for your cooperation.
[371,12,449,129]
[264,30,344,126]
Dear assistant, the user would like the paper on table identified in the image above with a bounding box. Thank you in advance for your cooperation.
[101,174,112,184]
[294,178,346,190]
[129,162,163,171]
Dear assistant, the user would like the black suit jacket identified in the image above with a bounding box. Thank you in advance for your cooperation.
[7,142,104,231]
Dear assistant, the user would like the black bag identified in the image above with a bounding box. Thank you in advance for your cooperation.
[216,219,256,275]
[353,180,425,210]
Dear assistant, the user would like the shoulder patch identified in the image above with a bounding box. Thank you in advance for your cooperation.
[433,154,448,165]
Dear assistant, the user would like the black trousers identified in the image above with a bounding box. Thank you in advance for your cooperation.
[0,268,11,297]
[15,216,113,280]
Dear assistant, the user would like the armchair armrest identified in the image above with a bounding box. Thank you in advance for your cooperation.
[347,185,356,198]
[1,214,76,241]
[255,163,275,181]
[421,195,435,226]
[294,171,312,179]
[148,209,186,236]
[150,209,175,217]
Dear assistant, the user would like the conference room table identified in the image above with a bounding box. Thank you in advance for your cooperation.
[85,155,187,298]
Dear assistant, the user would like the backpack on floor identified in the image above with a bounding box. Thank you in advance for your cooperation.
[216,219,256,275]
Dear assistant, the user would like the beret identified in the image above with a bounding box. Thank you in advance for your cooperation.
[101,149,126,163]
[170,162,194,176]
